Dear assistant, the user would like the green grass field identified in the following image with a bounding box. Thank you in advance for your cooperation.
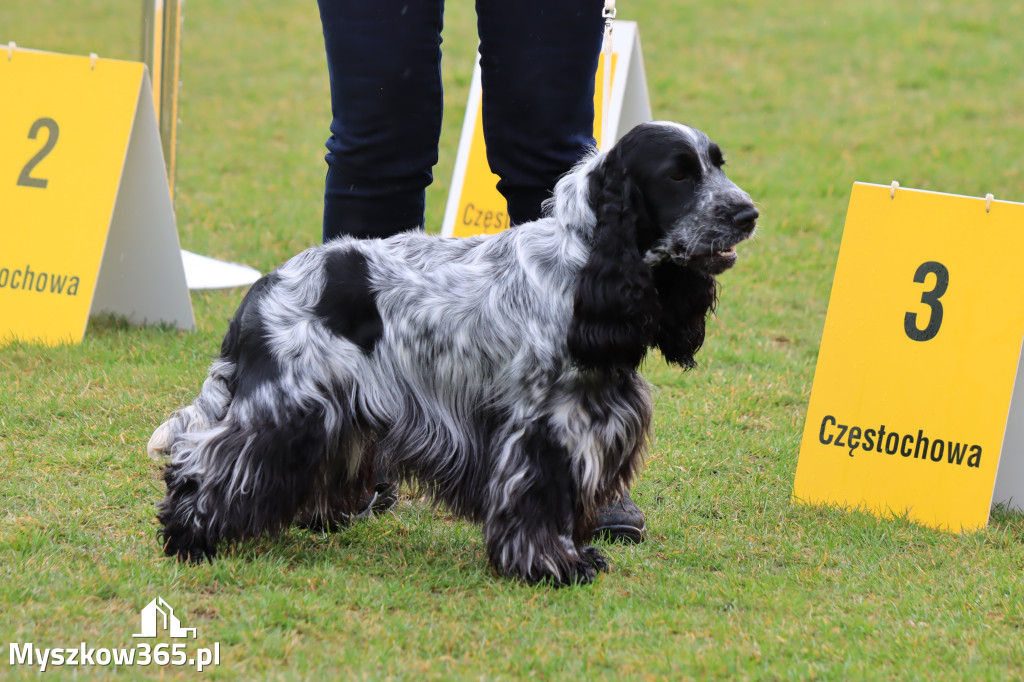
[4,1,1024,678]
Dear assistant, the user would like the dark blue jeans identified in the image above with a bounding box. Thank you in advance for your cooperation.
[317,0,605,241]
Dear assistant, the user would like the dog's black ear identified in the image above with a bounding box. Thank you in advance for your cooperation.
[567,149,660,371]
[652,263,719,369]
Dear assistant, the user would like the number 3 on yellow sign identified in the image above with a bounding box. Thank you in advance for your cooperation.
[904,260,948,342]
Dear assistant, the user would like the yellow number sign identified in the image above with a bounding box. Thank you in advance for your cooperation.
[793,182,1024,531]
[442,21,651,238]
[0,46,192,345]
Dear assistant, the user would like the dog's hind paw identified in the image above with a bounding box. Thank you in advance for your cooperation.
[160,530,216,565]
[174,547,215,565]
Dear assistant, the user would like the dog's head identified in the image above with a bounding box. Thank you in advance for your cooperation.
[615,122,758,274]
[568,122,757,371]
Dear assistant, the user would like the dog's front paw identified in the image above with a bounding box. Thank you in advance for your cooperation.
[565,561,599,586]
[557,546,608,586]
[580,545,609,572]
[547,548,610,587]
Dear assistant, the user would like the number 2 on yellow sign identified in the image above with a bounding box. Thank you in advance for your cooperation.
[16,117,60,189]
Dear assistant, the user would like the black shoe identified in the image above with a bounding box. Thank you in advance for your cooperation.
[593,489,646,543]
[353,479,400,520]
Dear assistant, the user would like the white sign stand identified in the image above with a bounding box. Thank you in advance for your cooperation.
[180,251,261,290]
[600,20,652,152]
[91,75,194,329]
[992,343,1024,512]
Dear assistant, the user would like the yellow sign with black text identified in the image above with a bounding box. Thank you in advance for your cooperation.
[442,21,651,238]
[793,182,1024,531]
[0,46,192,345]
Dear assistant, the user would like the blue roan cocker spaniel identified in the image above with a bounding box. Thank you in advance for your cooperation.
[148,121,758,585]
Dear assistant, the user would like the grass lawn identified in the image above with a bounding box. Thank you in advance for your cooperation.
[3,0,1024,678]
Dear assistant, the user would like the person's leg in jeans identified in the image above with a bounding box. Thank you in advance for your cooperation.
[475,0,603,224]
[317,0,445,241]
[476,0,647,542]
[313,0,445,521]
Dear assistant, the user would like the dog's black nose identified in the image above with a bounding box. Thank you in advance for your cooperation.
[731,206,759,231]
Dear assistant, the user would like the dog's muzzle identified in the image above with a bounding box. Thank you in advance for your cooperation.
[644,203,758,274]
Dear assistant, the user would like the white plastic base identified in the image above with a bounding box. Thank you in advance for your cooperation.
[180,250,261,290]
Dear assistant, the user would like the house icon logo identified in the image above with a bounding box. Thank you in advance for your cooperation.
[132,597,197,639]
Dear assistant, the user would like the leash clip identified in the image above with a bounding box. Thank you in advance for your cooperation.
[599,0,616,149]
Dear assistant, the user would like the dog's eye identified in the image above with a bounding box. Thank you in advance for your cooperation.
[671,152,702,181]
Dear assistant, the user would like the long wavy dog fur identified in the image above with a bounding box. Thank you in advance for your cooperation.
[148,122,758,585]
